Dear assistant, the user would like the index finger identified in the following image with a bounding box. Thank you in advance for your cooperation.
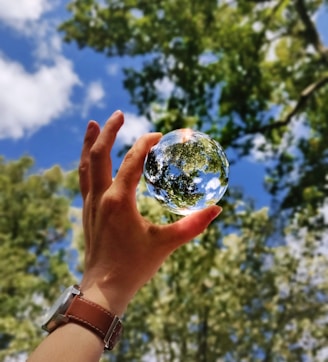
[89,111,124,196]
[114,132,162,198]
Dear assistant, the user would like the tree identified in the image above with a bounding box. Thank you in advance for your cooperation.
[59,0,328,361]
[0,157,78,360]
[60,0,328,224]
[107,189,326,362]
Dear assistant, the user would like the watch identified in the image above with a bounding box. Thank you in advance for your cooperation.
[41,285,123,350]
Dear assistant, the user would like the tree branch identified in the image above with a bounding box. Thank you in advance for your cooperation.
[250,73,328,133]
[294,0,328,62]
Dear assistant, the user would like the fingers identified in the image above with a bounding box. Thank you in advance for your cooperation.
[159,205,222,251]
[114,132,162,197]
[89,111,124,195]
[79,121,101,200]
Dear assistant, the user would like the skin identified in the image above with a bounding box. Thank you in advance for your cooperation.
[29,111,222,361]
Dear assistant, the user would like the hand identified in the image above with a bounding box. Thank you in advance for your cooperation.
[79,111,222,315]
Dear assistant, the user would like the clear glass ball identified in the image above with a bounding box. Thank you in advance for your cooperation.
[143,129,229,215]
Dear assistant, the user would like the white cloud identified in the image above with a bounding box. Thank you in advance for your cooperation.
[205,192,216,201]
[320,198,328,224]
[154,77,175,99]
[0,8,63,62]
[0,55,80,139]
[4,353,28,362]
[206,177,220,191]
[252,21,264,33]
[81,81,105,118]
[117,113,153,145]
[254,1,276,11]
[106,63,120,76]
[0,0,86,139]
[32,26,63,61]
[265,30,281,62]
[0,0,52,24]
[198,52,218,66]
[248,116,311,163]
[249,133,273,161]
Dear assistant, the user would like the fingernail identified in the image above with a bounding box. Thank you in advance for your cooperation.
[111,110,122,117]
[85,121,98,139]
[87,121,96,133]
[211,206,223,220]
[87,121,94,130]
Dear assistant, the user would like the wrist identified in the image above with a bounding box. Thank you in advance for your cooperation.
[40,284,124,352]
[80,279,135,317]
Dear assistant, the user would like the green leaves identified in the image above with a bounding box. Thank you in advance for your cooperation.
[0,157,76,359]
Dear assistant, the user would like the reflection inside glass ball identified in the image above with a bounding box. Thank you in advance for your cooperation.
[143,129,229,215]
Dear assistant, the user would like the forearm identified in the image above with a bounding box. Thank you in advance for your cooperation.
[28,323,104,362]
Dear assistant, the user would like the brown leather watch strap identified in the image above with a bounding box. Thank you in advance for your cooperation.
[65,295,123,350]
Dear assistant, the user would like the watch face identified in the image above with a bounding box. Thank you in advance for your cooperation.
[42,285,80,332]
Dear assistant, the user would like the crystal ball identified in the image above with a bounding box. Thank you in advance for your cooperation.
[143,129,229,215]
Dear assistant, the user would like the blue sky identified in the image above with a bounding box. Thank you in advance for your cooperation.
[0,1,327,209]
[0,1,151,169]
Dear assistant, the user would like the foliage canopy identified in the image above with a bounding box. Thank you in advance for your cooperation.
[0,157,78,360]
[60,0,328,225]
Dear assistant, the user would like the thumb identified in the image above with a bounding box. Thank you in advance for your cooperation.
[160,205,222,252]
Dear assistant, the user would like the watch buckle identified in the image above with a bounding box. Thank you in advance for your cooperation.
[57,314,70,324]
[104,315,121,350]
